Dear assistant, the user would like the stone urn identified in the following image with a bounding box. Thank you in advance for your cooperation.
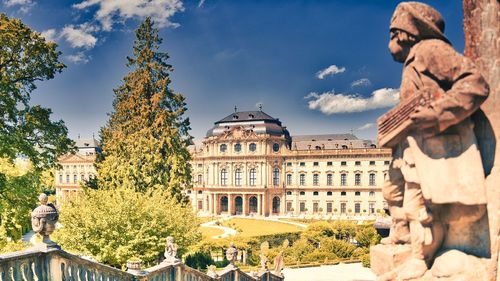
[31,193,60,249]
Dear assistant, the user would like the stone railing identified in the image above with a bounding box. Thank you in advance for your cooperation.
[0,247,284,281]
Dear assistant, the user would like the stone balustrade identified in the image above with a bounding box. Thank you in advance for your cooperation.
[0,247,284,281]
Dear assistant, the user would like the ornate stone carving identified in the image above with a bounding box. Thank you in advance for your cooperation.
[273,251,284,276]
[30,193,60,249]
[163,236,180,263]
[372,2,495,280]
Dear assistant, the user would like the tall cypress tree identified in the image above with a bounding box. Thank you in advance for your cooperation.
[97,18,192,202]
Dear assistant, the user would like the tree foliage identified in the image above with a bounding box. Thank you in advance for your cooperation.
[0,13,73,170]
[0,14,72,251]
[53,188,201,268]
[96,17,192,201]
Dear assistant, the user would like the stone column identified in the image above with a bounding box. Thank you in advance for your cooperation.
[243,194,248,216]
[258,194,262,216]
[228,194,233,215]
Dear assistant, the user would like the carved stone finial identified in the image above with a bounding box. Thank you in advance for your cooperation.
[163,236,180,263]
[225,242,238,269]
[30,193,59,249]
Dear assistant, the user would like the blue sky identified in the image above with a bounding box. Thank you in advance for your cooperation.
[2,0,465,141]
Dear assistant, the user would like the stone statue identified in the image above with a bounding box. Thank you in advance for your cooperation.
[259,253,268,271]
[273,251,284,276]
[163,236,180,263]
[31,193,60,249]
[372,2,492,280]
[225,242,238,269]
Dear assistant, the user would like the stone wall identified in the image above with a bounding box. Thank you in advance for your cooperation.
[463,1,500,280]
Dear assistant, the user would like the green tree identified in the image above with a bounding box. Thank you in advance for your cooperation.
[0,14,73,249]
[355,225,380,248]
[0,13,73,169]
[53,188,201,268]
[97,17,192,201]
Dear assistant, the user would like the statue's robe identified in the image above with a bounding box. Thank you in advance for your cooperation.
[399,39,489,205]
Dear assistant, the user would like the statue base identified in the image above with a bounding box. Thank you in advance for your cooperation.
[370,244,412,276]
[30,234,61,251]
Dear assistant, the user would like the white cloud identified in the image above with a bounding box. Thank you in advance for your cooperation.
[65,52,91,64]
[60,23,98,49]
[40,29,57,42]
[305,88,400,115]
[357,123,374,130]
[316,64,346,79]
[198,0,205,8]
[351,78,371,88]
[73,0,185,31]
[4,0,34,13]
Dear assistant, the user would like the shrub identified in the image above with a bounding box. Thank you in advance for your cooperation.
[320,238,356,259]
[361,253,371,267]
[185,251,215,270]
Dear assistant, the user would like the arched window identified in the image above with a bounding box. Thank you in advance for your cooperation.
[235,169,242,186]
[299,174,306,186]
[286,174,292,185]
[59,174,63,184]
[220,144,227,153]
[340,174,347,186]
[220,169,227,186]
[198,174,203,184]
[355,173,361,186]
[313,191,319,196]
[286,191,292,195]
[73,174,77,183]
[327,174,333,186]
[66,174,70,183]
[313,174,319,186]
[249,168,256,186]
[300,191,305,196]
[355,203,361,214]
[369,173,376,186]
[81,174,85,181]
[273,168,280,186]
[369,191,375,197]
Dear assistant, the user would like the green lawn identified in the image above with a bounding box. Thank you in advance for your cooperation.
[222,218,303,237]
[200,226,225,239]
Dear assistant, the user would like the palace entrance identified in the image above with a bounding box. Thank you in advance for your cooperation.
[272,196,280,214]
[220,196,228,213]
[249,196,258,214]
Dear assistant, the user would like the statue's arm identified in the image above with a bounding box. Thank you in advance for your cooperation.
[420,41,490,133]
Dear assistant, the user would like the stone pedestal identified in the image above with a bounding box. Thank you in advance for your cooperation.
[370,244,412,276]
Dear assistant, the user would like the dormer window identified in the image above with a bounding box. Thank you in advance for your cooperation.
[249,114,255,119]
[232,115,239,120]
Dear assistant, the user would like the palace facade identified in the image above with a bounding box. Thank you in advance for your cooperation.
[188,110,392,217]
[55,138,100,204]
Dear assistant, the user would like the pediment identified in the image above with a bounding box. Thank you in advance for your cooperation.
[218,126,258,140]
[59,153,92,163]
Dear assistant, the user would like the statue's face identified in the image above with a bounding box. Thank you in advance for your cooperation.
[388,29,413,63]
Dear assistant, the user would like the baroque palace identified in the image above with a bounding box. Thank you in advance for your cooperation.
[188,110,392,217]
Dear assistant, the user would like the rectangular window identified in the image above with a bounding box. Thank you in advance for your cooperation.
[66,174,70,183]
[273,168,280,186]
[313,162,319,166]
[355,161,361,166]
[369,202,375,214]
[73,174,77,184]
[355,174,361,186]
[59,174,63,184]
[286,174,292,185]
[286,201,293,212]
[369,161,376,165]
[355,203,361,214]
[81,174,85,181]
[384,160,390,165]
[313,202,319,213]
[300,202,306,212]
[340,202,346,214]
[198,174,203,185]
[299,162,305,167]
[369,173,376,186]
[249,169,256,186]
[300,174,306,186]
[341,161,347,166]
[327,161,333,166]
[327,174,333,186]
[326,202,333,213]
[220,169,227,186]
[286,162,292,166]
[313,174,319,186]
[341,174,347,186]
[235,170,241,186]
[197,200,203,210]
